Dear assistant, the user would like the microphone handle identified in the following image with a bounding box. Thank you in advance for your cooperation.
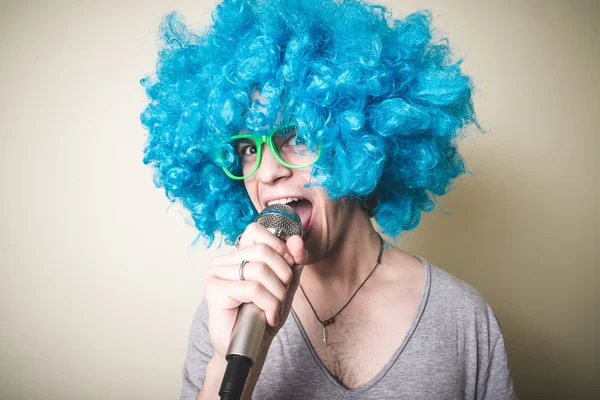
[219,295,267,400]
[226,303,266,362]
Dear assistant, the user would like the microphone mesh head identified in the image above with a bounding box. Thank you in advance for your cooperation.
[256,204,303,241]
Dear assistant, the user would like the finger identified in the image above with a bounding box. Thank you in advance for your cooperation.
[215,243,294,287]
[236,223,295,266]
[208,277,281,327]
[208,262,287,303]
[278,264,305,321]
[286,235,308,266]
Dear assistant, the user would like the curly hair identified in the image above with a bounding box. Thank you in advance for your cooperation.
[140,0,479,246]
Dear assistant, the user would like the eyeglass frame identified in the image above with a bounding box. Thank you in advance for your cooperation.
[218,124,323,180]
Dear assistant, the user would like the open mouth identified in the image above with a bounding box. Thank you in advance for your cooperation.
[267,198,313,234]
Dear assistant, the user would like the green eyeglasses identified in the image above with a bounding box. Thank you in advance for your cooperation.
[216,124,322,180]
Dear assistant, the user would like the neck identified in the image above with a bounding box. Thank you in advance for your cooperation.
[301,204,383,297]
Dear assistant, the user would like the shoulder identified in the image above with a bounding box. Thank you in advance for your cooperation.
[423,261,504,340]
[380,248,493,317]
[429,263,488,308]
[408,260,517,398]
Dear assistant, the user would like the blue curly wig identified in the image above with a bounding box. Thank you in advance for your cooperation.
[141,0,479,246]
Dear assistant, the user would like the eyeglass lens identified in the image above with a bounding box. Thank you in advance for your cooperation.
[226,127,317,178]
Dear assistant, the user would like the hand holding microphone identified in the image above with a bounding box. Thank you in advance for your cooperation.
[199,205,307,400]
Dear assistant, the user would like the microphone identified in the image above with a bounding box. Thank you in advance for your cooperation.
[219,204,303,400]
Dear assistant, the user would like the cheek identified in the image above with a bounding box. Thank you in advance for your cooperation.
[313,191,337,228]
[244,179,261,211]
[291,165,314,184]
[321,197,349,230]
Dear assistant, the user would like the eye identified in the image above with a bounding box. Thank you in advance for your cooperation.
[293,135,307,146]
[235,139,257,156]
[276,127,298,147]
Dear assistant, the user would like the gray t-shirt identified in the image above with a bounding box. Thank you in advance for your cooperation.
[181,256,516,399]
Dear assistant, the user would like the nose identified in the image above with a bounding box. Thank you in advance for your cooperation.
[255,143,292,184]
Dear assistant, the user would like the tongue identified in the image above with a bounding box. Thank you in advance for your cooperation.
[289,200,312,234]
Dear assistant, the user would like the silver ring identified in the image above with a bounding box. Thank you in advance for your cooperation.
[239,260,248,281]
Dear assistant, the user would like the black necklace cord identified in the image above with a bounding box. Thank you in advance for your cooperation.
[299,233,384,329]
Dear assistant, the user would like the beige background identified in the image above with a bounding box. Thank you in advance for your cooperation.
[0,0,598,399]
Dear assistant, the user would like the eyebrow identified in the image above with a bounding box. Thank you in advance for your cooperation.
[234,138,254,145]
[230,123,296,140]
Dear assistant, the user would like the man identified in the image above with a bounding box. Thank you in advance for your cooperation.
[141,0,516,398]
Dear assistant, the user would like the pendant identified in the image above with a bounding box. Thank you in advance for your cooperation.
[322,317,335,345]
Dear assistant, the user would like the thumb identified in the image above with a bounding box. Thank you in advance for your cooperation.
[286,235,308,266]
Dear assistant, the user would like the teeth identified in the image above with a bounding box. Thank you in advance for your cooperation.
[267,197,300,206]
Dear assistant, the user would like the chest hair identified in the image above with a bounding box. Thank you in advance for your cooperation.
[303,308,397,389]
[295,252,425,389]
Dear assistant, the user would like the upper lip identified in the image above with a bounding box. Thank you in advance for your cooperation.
[260,194,309,209]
